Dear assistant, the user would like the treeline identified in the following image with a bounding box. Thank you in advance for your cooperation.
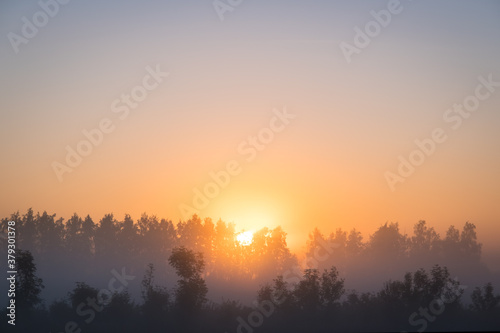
[0,210,492,301]
[0,209,486,285]
[0,209,296,283]
[304,220,487,290]
[1,248,499,332]
[250,264,500,332]
[0,209,498,331]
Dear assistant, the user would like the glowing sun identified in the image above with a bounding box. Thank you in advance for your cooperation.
[236,230,254,246]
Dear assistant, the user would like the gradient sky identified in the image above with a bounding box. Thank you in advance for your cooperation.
[1,0,499,254]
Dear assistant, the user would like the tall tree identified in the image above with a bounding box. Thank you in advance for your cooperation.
[442,225,461,260]
[141,263,170,321]
[17,250,44,310]
[346,228,364,257]
[410,220,439,258]
[168,247,208,315]
[320,267,345,309]
[94,214,119,260]
[460,222,482,261]
[64,213,86,258]
[213,219,237,279]
[68,282,99,309]
[117,214,139,259]
[159,218,177,255]
[294,269,321,313]
[81,214,96,252]
[37,211,64,257]
[368,222,408,259]
[19,209,37,253]
[470,283,500,312]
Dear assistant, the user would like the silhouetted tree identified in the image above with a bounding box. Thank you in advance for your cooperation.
[470,283,500,312]
[138,213,165,257]
[441,225,461,261]
[169,247,208,315]
[305,228,328,267]
[369,222,408,259]
[2,209,500,332]
[272,275,295,313]
[200,217,215,263]
[247,226,298,282]
[176,215,205,252]
[410,220,439,259]
[94,213,119,262]
[294,269,321,313]
[158,218,177,254]
[68,282,100,310]
[81,214,96,256]
[212,219,238,279]
[346,228,364,257]
[257,283,274,305]
[37,211,64,258]
[16,250,44,310]
[320,267,345,309]
[460,221,482,261]
[103,290,135,327]
[141,263,170,326]
[65,213,84,257]
[117,214,139,258]
[15,209,36,253]
[266,226,298,278]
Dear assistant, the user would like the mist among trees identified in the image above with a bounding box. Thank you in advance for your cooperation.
[1,209,499,332]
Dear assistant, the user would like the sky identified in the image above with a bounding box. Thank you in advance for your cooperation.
[1,0,499,254]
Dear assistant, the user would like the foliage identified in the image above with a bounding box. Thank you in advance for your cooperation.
[16,249,44,310]
[169,247,208,314]
[1,209,498,332]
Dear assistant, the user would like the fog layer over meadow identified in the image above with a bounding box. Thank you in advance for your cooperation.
[1,209,498,307]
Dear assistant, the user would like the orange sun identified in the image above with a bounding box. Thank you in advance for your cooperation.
[236,230,254,246]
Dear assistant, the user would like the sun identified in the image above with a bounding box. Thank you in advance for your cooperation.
[236,230,254,246]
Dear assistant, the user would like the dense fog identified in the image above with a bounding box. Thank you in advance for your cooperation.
[1,209,499,331]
